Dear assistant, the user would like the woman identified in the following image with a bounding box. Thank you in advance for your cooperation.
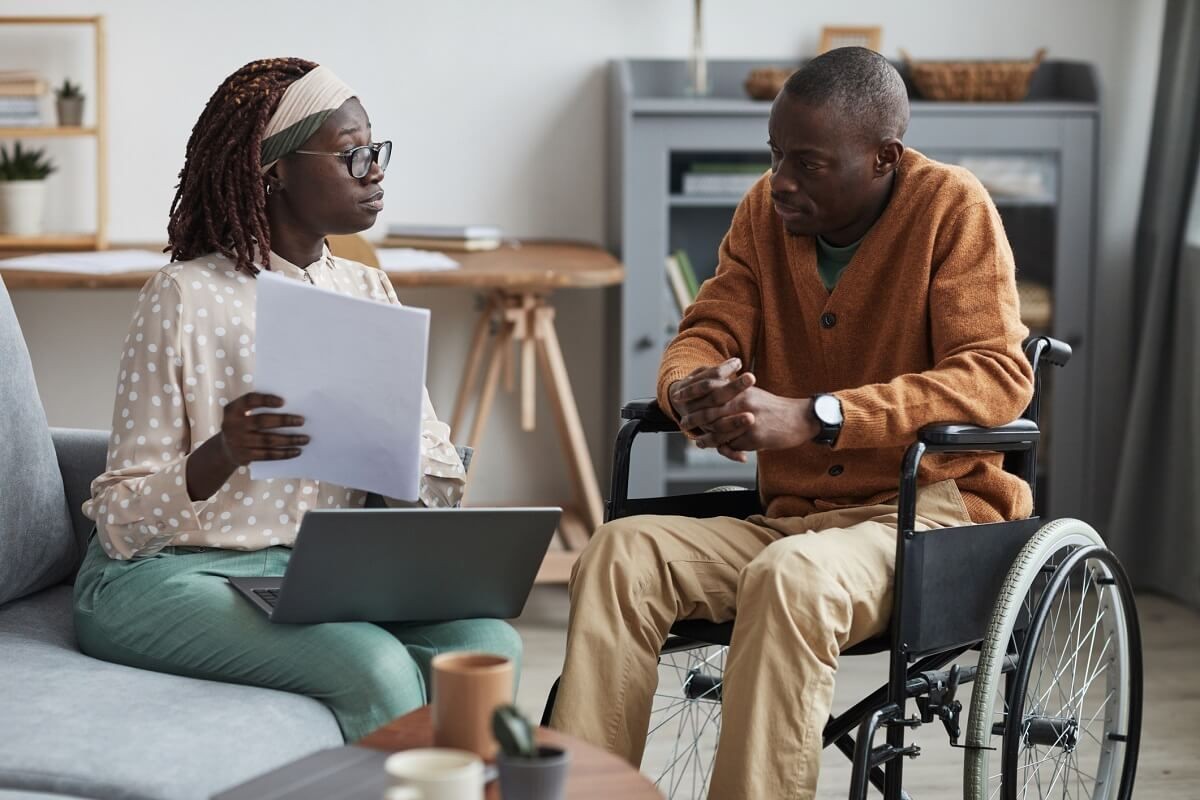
[74,58,521,741]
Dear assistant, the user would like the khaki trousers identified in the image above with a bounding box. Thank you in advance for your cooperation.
[549,480,973,800]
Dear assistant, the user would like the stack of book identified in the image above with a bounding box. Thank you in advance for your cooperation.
[664,249,701,318]
[383,223,503,252]
[680,162,770,196]
[0,72,46,127]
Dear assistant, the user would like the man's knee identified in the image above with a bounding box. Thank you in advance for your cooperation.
[569,515,669,597]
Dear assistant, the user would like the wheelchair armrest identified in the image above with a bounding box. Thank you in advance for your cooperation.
[1023,334,1072,368]
[620,398,682,433]
[919,418,1040,451]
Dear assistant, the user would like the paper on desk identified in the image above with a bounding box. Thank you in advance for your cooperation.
[251,270,429,501]
[0,249,169,273]
[375,247,460,271]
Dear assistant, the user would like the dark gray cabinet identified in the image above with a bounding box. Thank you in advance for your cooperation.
[609,58,1099,519]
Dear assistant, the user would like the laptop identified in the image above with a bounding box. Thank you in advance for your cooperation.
[228,507,560,624]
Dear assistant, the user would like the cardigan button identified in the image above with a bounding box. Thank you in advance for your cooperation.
[828,464,845,477]
[820,312,837,329]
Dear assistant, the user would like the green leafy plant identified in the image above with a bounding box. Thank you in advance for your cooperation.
[0,142,58,181]
[55,78,84,100]
[491,704,536,759]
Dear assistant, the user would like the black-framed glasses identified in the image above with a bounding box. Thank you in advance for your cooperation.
[293,140,392,179]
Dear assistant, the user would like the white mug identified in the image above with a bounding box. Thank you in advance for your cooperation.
[383,748,484,800]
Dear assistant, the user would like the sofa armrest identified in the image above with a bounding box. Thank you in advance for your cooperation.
[49,427,109,554]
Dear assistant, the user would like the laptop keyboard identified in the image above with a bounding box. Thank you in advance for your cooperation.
[253,588,280,608]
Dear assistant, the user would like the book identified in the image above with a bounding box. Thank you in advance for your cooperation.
[664,254,692,316]
[681,162,770,196]
[385,223,503,240]
[0,72,46,97]
[681,172,763,196]
[382,235,501,252]
[374,247,460,272]
[674,249,701,298]
[0,97,39,110]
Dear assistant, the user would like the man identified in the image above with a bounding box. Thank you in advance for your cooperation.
[549,47,1033,799]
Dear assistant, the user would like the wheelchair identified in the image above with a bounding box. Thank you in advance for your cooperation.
[542,336,1142,799]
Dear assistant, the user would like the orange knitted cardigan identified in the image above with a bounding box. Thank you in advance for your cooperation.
[658,149,1034,522]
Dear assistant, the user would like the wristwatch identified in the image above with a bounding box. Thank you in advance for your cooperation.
[811,393,843,446]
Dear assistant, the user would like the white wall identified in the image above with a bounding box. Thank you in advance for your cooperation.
[2,0,1165,513]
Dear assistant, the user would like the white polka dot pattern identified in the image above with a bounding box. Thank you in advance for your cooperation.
[83,248,466,560]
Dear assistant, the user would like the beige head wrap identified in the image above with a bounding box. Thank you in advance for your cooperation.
[259,65,356,172]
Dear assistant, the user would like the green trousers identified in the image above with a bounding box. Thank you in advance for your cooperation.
[73,535,523,741]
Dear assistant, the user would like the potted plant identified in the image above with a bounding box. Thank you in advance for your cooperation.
[55,78,85,127]
[491,704,569,800]
[0,141,56,236]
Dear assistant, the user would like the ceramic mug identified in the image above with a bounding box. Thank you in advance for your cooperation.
[383,748,484,800]
[431,652,515,759]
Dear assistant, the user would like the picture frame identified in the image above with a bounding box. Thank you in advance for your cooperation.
[818,25,883,54]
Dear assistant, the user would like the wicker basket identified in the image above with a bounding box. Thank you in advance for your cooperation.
[744,66,794,101]
[901,49,1046,102]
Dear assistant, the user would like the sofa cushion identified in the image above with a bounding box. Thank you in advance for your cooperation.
[0,276,75,604]
[0,586,343,800]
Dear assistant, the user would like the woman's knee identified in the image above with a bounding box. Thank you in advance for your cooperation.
[457,618,524,665]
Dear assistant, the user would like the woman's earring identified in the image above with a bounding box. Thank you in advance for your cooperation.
[265,182,274,197]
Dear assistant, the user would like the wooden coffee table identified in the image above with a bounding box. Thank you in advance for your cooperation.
[358,705,662,799]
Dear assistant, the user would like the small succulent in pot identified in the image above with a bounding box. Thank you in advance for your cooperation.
[0,141,56,235]
[491,704,569,800]
[55,78,84,100]
[54,78,85,127]
[492,704,537,759]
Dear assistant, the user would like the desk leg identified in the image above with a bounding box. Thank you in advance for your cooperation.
[467,311,514,457]
[533,304,605,536]
[450,293,497,438]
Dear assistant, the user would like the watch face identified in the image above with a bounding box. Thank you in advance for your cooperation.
[815,394,843,425]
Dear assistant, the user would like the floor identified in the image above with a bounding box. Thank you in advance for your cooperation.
[510,589,1200,799]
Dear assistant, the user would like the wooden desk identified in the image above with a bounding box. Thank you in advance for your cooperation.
[1,240,624,582]
[358,705,661,799]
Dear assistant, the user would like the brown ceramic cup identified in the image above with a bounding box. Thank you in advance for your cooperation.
[431,652,515,759]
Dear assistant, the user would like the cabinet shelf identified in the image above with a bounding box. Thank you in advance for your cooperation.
[0,126,98,138]
[0,15,107,250]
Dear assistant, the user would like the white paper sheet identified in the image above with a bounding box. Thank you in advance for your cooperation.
[0,249,169,274]
[375,247,460,271]
[250,270,429,501]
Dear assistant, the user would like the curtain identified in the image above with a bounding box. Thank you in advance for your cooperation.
[1108,0,1200,609]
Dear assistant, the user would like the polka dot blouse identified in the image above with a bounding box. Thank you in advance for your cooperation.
[83,247,466,560]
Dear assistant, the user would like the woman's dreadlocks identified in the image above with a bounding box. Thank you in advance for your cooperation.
[167,57,316,275]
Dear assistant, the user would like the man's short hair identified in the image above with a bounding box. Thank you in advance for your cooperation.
[783,47,910,142]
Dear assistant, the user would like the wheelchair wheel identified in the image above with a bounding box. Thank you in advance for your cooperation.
[641,639,726,799]
[964,519,1142,799]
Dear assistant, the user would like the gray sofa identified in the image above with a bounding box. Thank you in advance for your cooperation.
[0,276,343,800]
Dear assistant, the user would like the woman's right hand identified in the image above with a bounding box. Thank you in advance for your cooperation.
[218,392,310,467]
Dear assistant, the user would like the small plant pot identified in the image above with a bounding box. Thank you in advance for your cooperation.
[56,96,84,127]
[0,180,47,236]
[496,747,569,800]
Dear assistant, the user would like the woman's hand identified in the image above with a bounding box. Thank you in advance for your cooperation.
[185,393,307,502]
[218,393,309,466]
